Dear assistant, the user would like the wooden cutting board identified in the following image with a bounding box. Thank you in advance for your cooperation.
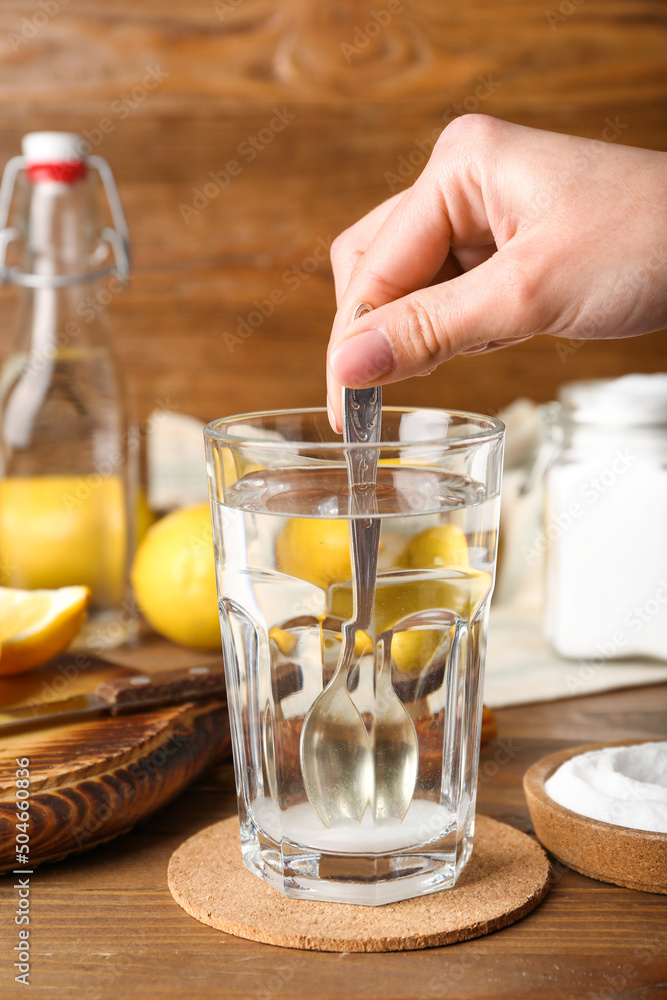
[0,636,497,874]
[0,638,231,873]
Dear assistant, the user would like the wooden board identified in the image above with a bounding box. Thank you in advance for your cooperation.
[0,640,231,873]
[0,636,495,873]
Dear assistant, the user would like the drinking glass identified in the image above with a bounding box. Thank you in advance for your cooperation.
[205,407,504,905]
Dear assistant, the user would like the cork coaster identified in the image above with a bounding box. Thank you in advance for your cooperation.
[168,815,550,952]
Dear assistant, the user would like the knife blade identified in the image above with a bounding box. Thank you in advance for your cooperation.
[0,664,226,735]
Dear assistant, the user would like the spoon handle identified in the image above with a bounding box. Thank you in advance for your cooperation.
[343,390,382,635]
[347,510,381,633]
[342,304,383,634]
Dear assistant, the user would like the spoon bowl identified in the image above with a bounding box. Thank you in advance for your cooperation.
[373,636,419,825]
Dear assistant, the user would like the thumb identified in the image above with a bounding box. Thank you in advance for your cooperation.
[328,250,539,390]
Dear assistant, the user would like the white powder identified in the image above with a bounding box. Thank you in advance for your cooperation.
[544,742,667,833]
[544,374,667,660]
[252,796,467,853]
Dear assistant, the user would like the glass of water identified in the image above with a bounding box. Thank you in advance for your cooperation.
[205,407,504,905]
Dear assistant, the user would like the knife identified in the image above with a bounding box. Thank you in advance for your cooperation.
[0,665,226,735]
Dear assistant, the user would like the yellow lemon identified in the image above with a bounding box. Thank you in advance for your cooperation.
[275,517,352,590]
[0,476,152,608]
[391,629,444,673]
[0,585,90,676]
[131,504,221,650]
[331,567,491,631]
[269,625,297,656]
[318,620,373,666]
[400,524,470,570]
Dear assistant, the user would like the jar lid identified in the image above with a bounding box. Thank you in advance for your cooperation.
[560,374,667,427]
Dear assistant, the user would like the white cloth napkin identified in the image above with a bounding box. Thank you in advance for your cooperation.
[485,600,667,708]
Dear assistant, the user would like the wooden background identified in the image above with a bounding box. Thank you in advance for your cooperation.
[0,0,665,428]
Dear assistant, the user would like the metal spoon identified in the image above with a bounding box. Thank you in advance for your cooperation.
[300,304,418,829]
[373,632,419,824]
[299,304,381,827]
[340,307,417,824]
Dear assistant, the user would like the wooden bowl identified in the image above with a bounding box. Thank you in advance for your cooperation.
[523,741,667,894]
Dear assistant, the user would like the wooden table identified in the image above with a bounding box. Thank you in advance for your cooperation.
[1,682,666,1000]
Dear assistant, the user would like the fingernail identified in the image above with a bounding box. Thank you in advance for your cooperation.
[329,329,394,386]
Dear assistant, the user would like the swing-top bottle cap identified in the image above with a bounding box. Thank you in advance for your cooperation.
[22,132,86,183]
[0,133,129,285]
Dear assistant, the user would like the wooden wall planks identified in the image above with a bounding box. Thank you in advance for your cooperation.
[0,0,665,426]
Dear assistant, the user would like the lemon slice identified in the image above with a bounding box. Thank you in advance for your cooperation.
[0,585,90,676]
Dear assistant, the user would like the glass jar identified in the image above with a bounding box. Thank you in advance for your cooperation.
[544,375,667,661]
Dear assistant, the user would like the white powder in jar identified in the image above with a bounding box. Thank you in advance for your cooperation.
[544,741,667,833]
[544,374,667,660]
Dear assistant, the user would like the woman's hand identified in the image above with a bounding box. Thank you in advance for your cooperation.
[326,115,667,431]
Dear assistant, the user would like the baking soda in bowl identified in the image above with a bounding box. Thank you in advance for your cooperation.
[544,742,667,834]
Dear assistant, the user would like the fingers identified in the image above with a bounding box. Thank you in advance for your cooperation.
[325,114,667,432]
[326,140,497,428]
[327,247,541,428]
[331,192,407,305]
[326,182,458,429]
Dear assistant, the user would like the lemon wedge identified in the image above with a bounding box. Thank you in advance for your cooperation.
[0,585,90,676]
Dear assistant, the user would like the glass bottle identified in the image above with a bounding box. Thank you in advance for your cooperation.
[544,375,667,661]
[0,131,137,650]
